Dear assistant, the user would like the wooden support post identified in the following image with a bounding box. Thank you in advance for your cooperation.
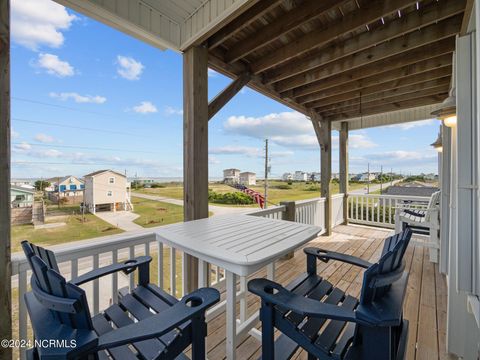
[280,201,296,259]
[208,73,250,120]
[339,122,349,224]
[312,116,332,235]
[0,0,11,358]
[183,45,209,293]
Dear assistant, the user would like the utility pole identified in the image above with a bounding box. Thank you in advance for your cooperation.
[367,163,370,194]
[264,139,269,209]
[57,176,60,208]
[380,165,383,194]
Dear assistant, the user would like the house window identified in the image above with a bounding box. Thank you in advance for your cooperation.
[109,177,115,184]
[70,185,77,190]
[107,191,113,197]
[59,185,66,192]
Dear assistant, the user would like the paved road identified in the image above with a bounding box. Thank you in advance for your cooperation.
[94,210,143,231]
[349,180,401,194]
[132,192,254,216]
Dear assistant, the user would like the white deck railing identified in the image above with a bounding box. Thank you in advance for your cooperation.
[347,193,430,228]
[11,195,345,359]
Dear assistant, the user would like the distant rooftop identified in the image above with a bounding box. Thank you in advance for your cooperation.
[385,185,439,197]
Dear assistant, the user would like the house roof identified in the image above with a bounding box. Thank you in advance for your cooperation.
[84,169,126,178]
[240,172,256,175]
[10,185,35,194]
[223,168,241,172]
[385,185,439,197]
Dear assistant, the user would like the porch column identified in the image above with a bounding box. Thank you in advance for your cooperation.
[183,45,209,292]
[312,116,332,235]
[339,122,349,224]
[0,0,11,358]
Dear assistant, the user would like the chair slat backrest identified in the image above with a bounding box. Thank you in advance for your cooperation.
[22,241,93,331]
[22,240,60,273]
[425,191,441,223]
[359,228,412,305]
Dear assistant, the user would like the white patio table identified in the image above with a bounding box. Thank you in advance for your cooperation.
[154,214,322,360]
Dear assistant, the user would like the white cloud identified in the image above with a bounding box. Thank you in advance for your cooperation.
[209,146,261,157]
[164,106,183,116]
[34,53,75,77]
[11,129,20,139]
[385,119,437,130]
[11,0,76,50]
[14,142,31,150]
[369,150,437,162]
[49,92,106,104]
[116,56,144,80]
[208,68,219,78]
[34,133,55,143]
[224,111,377,150]
[209,156,220,165]
[132,101,158,114]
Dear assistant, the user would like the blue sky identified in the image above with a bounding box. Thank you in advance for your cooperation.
[10,0,441,180]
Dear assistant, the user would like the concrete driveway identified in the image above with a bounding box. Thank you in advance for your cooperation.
[94,211,143,231]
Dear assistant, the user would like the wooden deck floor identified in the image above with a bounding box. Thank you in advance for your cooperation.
[203,224,454,360]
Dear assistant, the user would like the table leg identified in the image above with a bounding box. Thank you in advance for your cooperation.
[226,270,237,360]
[239,276,247,322]
[198,259,208,287]
[267,261,275,280]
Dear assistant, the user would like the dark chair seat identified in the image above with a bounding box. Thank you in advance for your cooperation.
[249,228,413,360]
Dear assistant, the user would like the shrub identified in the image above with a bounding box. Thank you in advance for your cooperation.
[208,191,255,205]
[305,185,320,192]
[287,181,293,185]
[150,183,166,188]
[273,184,292,190]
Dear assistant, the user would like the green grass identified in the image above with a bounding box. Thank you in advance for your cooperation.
[11,214,123,253]
[132,196,184,227]
[134,181,370,206]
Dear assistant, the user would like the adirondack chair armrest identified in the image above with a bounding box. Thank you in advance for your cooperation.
[71,255,152,286]
[304,247,371,269]
[248,279,360,323]
[97,287,220,349]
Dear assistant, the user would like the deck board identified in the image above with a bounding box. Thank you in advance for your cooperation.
[204,224,453,360]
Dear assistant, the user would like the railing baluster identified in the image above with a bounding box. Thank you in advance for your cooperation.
[382,198,386,225]
[182,252,187,296]
[93,253,99,315]
[129,246,135,291]
[377,197,380,223]
[157,241,164,289]
[112,250,118,304]
[18,269,28,360]
[170,247,176,297]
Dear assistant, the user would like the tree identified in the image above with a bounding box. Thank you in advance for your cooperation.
[34,180,50,191]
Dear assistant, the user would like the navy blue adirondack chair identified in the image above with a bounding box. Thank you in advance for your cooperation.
[248,228,413,360]
[21,240,220,360]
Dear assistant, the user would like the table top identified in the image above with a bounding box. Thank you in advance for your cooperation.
[154,214,322,276]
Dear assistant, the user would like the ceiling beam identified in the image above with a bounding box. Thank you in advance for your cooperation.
[287,37,455,98]
[264,0,465,84]
[303,66,452,108]
[295,55,452,103]
[207,0,282,49]
[208,73,250,119]
[225,0,346,63]
[208,50,311,116]
[314,79,451,113]
[275,16,461,93]
[250,0,420,74]
[460,0,475,35]
[323,91,448,121]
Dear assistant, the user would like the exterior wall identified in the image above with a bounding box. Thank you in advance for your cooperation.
[92,172,127,205]
[10,189,34,208]
[11,208,32,225]
[282,173,293,181]
[239,173,256,185]
[223,169,240,183]
[293,171,307,181]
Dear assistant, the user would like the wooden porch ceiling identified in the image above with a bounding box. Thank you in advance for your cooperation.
[206,0,469,122]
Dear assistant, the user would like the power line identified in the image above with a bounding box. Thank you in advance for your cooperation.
[12,117,153,138]
[12,142,159,154]
[12,97,117,118]
[12,161,158,166]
